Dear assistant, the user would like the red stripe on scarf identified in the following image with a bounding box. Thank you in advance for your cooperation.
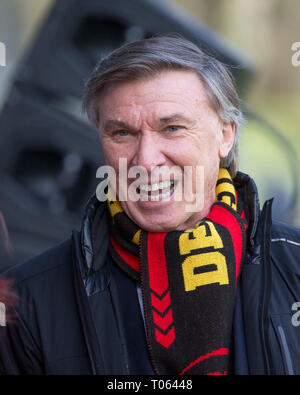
[147,233,175,348]
[241,210,248,230]
[147,233,168,295]
[207,205,243,280]
[153,309,173,331]
[207,371,227,375]
[155,326,175,349]
[179,347,229,375]
[110,235,140,272]
[151,291,171,314]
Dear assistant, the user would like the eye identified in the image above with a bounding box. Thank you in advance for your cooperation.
[166,125,181,132]
[117,130,129,136]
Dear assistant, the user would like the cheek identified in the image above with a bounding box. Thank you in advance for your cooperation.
[166,139,216,168]
[194,134,221,165]
[172,130,219,161]
[163,140,196,165]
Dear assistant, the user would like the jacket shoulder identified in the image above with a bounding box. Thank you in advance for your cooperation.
[270,219,300,274]
[271,219,300,242]
[2,237,73,286]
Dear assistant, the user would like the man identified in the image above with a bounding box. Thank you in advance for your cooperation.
[1,36,300,375]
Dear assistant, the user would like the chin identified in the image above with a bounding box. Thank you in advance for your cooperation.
[136,216,183,233]
[124,203,189,232]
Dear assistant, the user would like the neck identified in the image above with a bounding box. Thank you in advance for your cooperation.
[175,192,216,231]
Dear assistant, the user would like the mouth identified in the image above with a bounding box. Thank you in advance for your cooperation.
[137,180,177,201]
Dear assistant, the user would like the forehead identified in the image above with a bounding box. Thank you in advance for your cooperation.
[97,70,212,122]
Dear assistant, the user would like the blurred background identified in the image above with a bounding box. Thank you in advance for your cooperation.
[0,0,299,271]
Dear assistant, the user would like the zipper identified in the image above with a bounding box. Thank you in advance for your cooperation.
[138,231,160,375]
[260,199,273,374]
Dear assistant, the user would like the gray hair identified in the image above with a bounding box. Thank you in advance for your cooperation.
[82,35,245,177]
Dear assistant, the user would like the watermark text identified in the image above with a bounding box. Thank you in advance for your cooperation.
[291,302,300,327]
[0,41,6,67]
[96,160,205,213]
[0,302,6,326]
[291,42,300,67]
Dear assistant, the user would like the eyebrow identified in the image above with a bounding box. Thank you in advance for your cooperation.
[157,113,193,126]
[102,113,193,132]
[103,120,131,132]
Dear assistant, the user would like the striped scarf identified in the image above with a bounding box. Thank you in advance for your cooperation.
[108,168,247,375]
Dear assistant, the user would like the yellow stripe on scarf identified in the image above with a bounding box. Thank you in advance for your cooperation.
[215,168,237,211]
[107,188,123,219]
[132,230,141,245]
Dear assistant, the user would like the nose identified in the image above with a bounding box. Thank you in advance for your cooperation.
[132,132,166,171]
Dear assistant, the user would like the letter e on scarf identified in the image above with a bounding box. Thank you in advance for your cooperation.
[182,252,229,291]
[180,221,229,291]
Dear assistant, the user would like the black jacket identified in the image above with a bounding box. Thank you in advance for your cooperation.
[1,172,300,375]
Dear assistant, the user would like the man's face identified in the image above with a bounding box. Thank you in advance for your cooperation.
[98,70,235,232]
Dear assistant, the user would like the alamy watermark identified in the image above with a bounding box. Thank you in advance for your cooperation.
[0,41,6,67]
[0,302,6,326]
[291,302,300,327]
[95,159,205,213]
[291,42,300,67]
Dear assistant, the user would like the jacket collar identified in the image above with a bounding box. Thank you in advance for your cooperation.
[233,171,261,248]
[80,194,108,274]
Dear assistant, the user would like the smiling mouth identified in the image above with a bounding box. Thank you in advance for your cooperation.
[137,180,177,201]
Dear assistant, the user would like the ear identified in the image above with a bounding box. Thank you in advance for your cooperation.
[219,121,236,158]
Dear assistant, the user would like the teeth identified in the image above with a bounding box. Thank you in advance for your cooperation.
[139,180,173,192]
[160,190,172,199]
[139,188,173,201]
